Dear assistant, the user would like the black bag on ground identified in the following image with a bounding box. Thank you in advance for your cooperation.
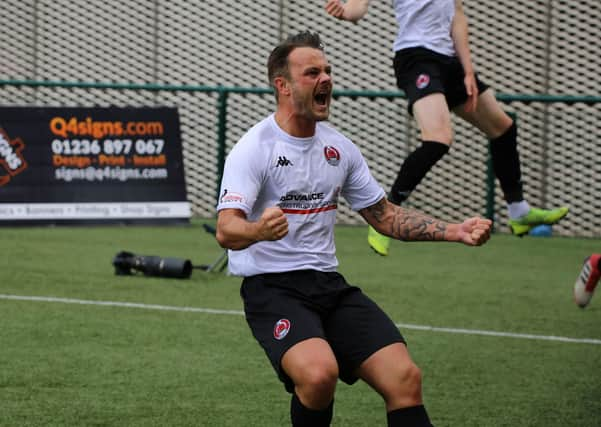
[112,251,192,279]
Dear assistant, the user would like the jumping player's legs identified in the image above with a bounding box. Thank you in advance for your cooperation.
[452,89,512,139]
[453,89,524,204]
[413,93,454,144]
[390,50,455,207]
[388,94,452,206]
[388,49,493,213]
[453,89,569,235]
[368,49,454,256]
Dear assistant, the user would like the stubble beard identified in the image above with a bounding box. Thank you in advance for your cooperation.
[291,85,330,122]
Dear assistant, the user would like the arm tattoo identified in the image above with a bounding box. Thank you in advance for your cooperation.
[365,198,388,223]
[392,206,447,241]
[364,199,447,241]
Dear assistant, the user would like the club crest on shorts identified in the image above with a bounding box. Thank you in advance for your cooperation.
[416,73,430,89]
[324,146,340,166]
[273,318,291,340]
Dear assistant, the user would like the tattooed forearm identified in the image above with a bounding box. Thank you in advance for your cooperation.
[362,198,449,241]
[392,206,447,241]
[362,198,491,245]
[364,198,388,223]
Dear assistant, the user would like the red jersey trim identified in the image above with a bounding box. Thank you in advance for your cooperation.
[280,205,337,214]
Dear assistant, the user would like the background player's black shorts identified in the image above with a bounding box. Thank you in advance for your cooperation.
[393,46,489,114]
[240,270,405,393]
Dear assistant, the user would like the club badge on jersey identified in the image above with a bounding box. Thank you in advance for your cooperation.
[324,146,340,166]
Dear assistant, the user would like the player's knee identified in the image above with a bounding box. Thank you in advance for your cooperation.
[405,361,423,392]
[486,112,515,139]
[296,362,339,396]
[421,129,452,145]
[490,120,517,146]
[399,360,422,394]
[384,361,423,407]
[418,118,453,145]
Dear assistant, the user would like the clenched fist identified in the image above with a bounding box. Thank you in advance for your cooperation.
[325,0,346,19]
[257,207,288,241]
[456,217,492,246]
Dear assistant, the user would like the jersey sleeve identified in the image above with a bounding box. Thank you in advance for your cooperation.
[341,142,386,211]
[216,140,264,216]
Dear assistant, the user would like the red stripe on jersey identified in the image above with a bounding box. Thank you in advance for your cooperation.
[280,205,337,214]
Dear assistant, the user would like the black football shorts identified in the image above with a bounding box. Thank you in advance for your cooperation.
[240,269,405,393]
[393,46,489,114]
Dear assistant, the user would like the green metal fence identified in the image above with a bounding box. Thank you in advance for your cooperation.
[1,79,600,237]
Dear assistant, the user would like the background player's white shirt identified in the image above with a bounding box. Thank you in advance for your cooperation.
[393,0,456,56]
[217,114,385,277]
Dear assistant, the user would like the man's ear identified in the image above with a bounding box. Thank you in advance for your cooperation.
[274,76,290,97]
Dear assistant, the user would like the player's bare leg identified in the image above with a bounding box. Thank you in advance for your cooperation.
[282,338,338,426]
[357,343,433,426]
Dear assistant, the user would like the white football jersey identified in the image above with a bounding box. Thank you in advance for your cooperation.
[217,114,385,276]
[393,0,456,56]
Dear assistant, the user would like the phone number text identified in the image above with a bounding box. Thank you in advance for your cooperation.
[51,139,165,155]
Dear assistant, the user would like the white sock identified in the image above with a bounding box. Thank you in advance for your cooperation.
[508,201,530,219]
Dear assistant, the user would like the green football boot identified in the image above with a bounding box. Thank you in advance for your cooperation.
[368,225,391,256]
[508,206,569,236]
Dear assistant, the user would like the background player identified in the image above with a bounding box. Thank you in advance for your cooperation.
[574,254,601,308]
[325,0,568,256]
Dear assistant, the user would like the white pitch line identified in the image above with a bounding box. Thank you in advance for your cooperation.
[394,323,601,345]
[0,294,245,316]
[2,294,600,345]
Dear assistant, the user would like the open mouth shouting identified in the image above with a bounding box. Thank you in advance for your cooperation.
[314,85,332,113]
